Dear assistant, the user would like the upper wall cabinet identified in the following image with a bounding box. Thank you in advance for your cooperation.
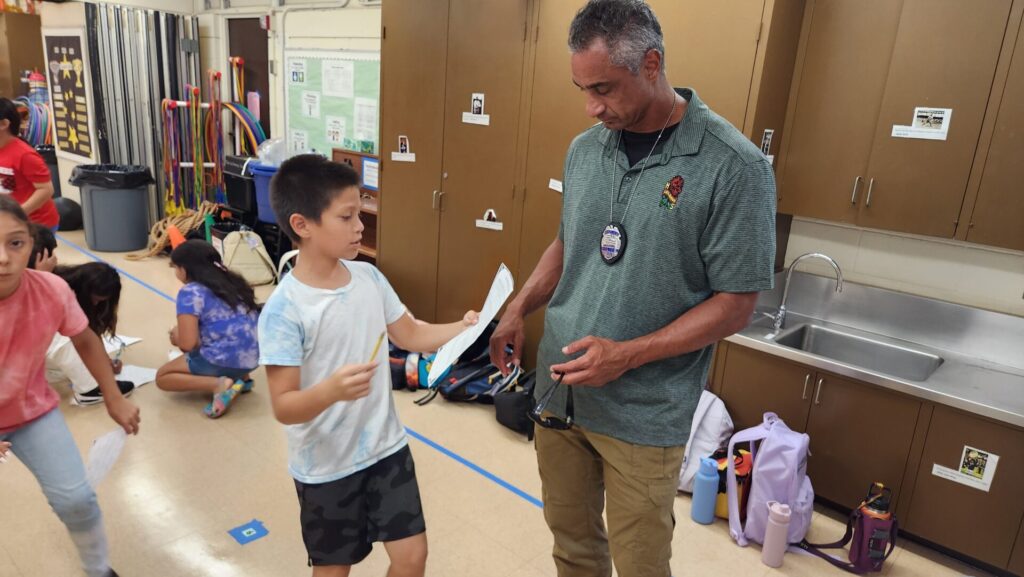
[777,0,1014,239]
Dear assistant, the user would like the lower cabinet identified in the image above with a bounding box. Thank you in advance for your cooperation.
[903,406,1024,570]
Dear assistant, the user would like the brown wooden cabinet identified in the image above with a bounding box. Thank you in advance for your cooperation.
[379,0,528,322]
[715,342,922,510]
[717,344,813,433]
[961,14,1024,251]
[777,0,1011,238]
[803,371,922,510]
[1010,517,1024,576]
[904,406,1024,570]
[0,13,45,100]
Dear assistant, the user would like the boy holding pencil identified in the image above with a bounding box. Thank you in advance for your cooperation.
[257,154,477,577]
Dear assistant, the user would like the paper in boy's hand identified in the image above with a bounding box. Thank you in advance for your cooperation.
[86,428,127,488]
[427,263,514,387]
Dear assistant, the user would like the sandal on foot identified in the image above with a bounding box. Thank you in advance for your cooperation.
[204,379,244,418]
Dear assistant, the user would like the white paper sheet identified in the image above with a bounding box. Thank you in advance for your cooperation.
[322,60,355,98]
[86,428,127,489]
[892,107,952,141]
[119,365,158,388]
[427,264,514,387]
[326,116,346,145]
[362,158,379,190]
[354,97,378,142]
[103,334,142,355]
[301,91,321,118]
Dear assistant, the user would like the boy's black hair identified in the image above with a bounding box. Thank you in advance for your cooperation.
[28,223,57,270]
[170,239,258,313]
[54,262,121,336]
[269,154,361,243]
[0,97,22,138]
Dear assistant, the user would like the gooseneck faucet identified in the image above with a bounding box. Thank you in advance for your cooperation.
[772,252,844,333]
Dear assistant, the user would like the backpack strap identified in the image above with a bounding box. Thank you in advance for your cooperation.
[798,512,899,574]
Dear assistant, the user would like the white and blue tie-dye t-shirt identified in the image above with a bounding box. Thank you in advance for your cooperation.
[176,282,259,370]
[257,261,408,484]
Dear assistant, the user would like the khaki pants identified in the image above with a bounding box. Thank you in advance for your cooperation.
[536,423,686,577]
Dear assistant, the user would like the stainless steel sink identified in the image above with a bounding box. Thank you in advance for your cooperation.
[773,324,944,382]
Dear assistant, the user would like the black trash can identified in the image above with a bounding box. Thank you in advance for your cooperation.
[35,145,61,198]
[69,164,154,252]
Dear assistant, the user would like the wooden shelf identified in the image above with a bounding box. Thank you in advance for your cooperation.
[360,198,379,215]
[358,246,378,259]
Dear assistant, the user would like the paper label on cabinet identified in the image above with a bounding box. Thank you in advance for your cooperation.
[892,107,952,141]
[475,219,503,231]
[931,445,999,492]
[548,178,563,193]
[391,152,416,162]
[462,112,491,126]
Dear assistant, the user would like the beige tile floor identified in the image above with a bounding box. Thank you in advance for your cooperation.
[0,230,1000,577]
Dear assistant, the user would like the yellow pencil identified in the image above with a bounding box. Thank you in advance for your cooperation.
[368,331,386,363]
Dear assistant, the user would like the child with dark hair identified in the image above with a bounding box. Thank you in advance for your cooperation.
[29,222,57,271]
[0,195,139,577]
[0,97,58,229]
[45,262,137,405]
[156,239,259,418]
[260,154,478,576]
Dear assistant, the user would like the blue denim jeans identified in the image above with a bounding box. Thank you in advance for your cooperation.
[0,409,110,577]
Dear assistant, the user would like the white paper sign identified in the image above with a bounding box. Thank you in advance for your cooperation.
[931,445,1000,492]
[475,219,504,231]
[322,60,354,98]
[462,112,491,126]
[427,264,515,387]
[548,179,563,193]
[301,91,321,118]
[354,97,378,142]
[118,365,158,388]
[103,334,142,355]
[288,60,306,85]
[290,129,308,152]
[391,152,416,162]
[326,116,346,145]
[362,158,379,190]
[86,428,127,489]
[892,107,952,141]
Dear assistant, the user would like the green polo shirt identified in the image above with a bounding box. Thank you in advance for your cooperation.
[536,88,776,447]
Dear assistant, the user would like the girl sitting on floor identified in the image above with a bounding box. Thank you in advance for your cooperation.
[156,240,259,418]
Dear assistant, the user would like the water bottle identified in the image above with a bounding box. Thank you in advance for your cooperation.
[761,500,792,568]
[690,456,719,525]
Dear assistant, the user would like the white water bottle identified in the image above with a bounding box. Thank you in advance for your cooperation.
[761,500,791,568]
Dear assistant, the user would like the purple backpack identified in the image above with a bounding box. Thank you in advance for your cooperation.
[726,412,814,547]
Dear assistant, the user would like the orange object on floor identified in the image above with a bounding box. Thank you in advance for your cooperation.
[167,224,186,249]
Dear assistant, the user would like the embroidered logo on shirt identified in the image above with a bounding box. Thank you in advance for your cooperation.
[660,175,684,210]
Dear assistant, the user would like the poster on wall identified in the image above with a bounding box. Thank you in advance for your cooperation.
[42,29,97,162]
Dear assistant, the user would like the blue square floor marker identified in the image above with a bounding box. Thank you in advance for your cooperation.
[229,519,268,545]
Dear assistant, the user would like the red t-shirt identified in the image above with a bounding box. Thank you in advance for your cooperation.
[0,270,88,431]
[0,138,59,228]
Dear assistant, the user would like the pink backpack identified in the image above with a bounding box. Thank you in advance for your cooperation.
[727,412,815,547]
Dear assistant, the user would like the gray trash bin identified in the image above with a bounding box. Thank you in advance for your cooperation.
[69,164,154,252]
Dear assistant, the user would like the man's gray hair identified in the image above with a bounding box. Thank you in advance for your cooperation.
[568,0,665,74]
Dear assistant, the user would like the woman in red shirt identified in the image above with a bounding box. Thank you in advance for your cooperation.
[0,98,58,229]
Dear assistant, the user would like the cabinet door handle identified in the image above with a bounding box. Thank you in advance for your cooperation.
[802,374,811,400]
[866,178,875,207]
[432,190,439,210]
[814,377,824,405]
[850,176,862,205]
[438,191,446,211]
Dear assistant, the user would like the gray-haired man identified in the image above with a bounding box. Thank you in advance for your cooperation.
[490,1,777,575]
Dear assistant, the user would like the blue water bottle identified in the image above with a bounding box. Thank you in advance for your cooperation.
[691,456,719,525]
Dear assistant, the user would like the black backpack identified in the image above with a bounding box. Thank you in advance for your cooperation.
[494,369,536,440]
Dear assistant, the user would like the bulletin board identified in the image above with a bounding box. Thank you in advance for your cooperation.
[284,50,380,156]
[42,28,97,162]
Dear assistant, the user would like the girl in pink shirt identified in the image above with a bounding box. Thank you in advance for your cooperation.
[0,195,140,577]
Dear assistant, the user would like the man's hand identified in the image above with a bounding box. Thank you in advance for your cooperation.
[490,312,525,376]
[326,362,378,402]
[34,248,57,272]
[549,336,634,387]
[106,397,141,435]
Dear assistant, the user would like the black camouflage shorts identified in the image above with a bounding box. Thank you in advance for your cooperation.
[294,445,426,566]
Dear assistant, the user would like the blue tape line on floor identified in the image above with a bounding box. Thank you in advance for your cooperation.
[405,427,543,509]
[55,234,176,303]
[56,233,546,511]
